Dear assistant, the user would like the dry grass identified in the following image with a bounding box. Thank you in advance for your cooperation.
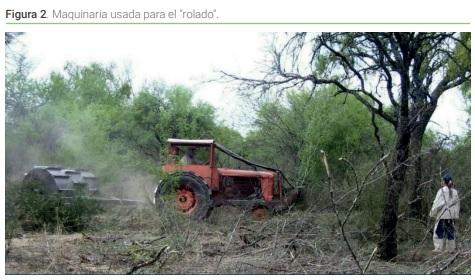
[5,204,471,274]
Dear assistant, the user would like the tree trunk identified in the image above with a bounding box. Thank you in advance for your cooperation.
[378,176,400,260]
[378,127,411,260]
[408,130,424,218]
[378,60,411,261]
[408,104,435,219]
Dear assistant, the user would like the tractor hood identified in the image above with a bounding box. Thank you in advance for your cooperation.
[217,168,274,178]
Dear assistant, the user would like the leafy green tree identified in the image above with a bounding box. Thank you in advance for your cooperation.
[244,94,305,177]
[246,88,393,191]
[5,54,47,125]
[109,85,218,162]
[44,63,131,106]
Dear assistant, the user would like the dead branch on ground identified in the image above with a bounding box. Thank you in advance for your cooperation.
[215,211,244,273]
[127,246,169,275]
[240,261,290,273]
[426,252,460,274]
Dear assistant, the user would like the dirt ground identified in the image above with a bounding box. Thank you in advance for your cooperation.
[5,205,471,275]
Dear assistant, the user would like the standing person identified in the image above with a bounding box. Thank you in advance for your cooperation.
[429,175,460,252]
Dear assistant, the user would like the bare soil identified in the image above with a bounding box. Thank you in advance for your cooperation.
[5,205,471,274]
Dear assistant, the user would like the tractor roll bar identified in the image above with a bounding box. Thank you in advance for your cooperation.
[214,143,295,189]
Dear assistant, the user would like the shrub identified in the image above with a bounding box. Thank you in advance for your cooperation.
[5,181,103,234]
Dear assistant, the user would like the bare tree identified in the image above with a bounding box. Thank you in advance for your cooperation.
[222,32,471,260]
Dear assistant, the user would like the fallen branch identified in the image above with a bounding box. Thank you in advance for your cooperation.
[127,246,169,275]
[426,252,460,274]
[5,238,12,256]
[239,234,267,249]
[215,212,244,273]
[81,232,95,241]
[240,262,289,272]
[450,256,470,273]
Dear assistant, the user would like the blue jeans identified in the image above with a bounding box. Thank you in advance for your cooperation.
[435,219,455,240]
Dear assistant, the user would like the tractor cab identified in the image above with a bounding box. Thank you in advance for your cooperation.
[157,138,300,219]
[167,140,212,165]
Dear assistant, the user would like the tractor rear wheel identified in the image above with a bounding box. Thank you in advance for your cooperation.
[156,173,211,220]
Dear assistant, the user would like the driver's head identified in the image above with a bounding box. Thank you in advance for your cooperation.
[186,147,196,156]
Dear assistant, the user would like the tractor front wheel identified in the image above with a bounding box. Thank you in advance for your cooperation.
[156,173,211,220]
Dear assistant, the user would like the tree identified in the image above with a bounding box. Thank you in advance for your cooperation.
[5,32,24,45]
[407,33,471,220]
[246,88,392,180]
[5,62,135,181]
[5,54,47,125]
[5,33,25,67]
[109,85,218,162]
[223,32,471,260]
[244,93,305,177]
[46,62,132,106]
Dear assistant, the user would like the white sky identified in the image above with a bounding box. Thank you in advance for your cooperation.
[12,31,470,137]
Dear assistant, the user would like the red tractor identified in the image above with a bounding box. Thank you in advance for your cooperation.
[154,139,301,219]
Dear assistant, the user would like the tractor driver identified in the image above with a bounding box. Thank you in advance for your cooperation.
[180,147,201,165]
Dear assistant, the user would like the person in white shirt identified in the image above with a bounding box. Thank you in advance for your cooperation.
[180,147,204,165]
[180,147,195,164]
[429,175,460,252]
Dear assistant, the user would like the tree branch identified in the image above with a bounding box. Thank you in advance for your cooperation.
[127,246,169,275]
